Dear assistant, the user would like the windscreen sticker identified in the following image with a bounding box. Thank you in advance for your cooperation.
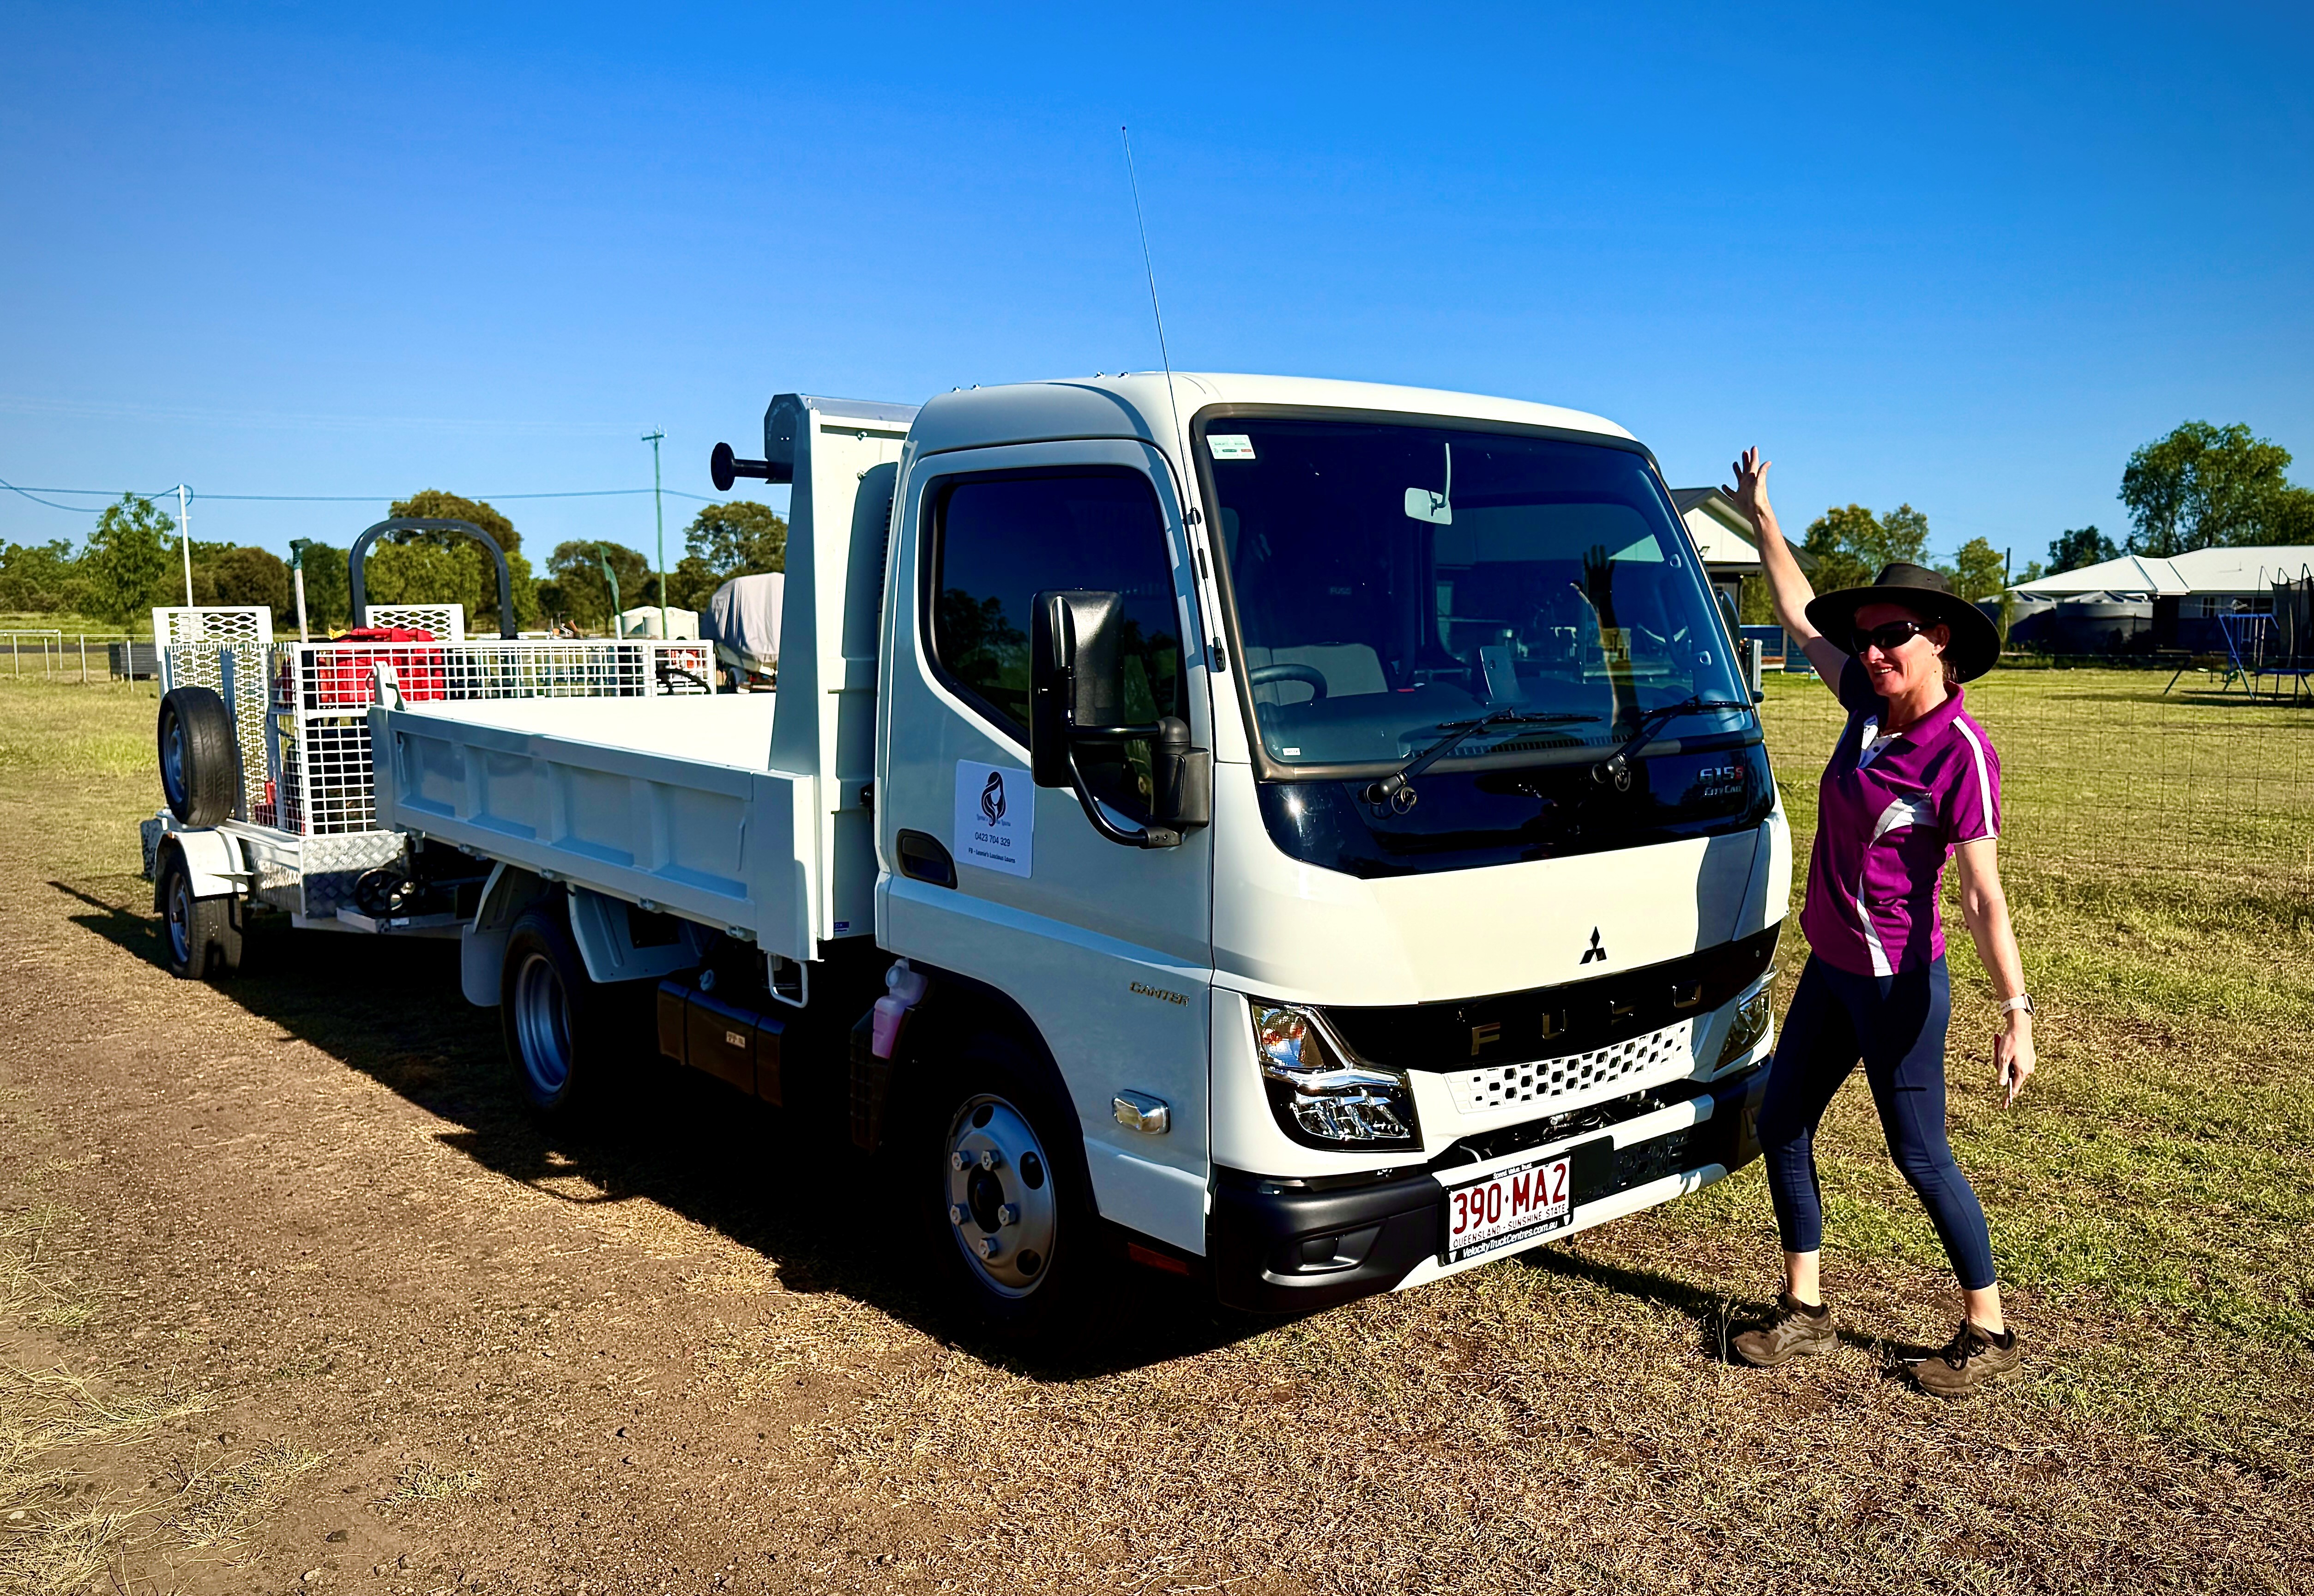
[955,761,1033,878]
[1207,434,1257,460]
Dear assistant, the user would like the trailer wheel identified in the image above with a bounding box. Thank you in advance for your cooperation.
[156,845,233,981]
[500,908,628,1118]
[922,1031,1104,1338]
[157,688,241,826]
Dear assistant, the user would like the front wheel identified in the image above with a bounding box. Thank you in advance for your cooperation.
[922,1032,1104,1338]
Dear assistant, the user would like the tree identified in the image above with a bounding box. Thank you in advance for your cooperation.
[1801,506,1877,596]
[386,490,522,555]
[2047,525,2118,575]
[2119,422,2314,555]
[543,541,654,631]
[663,500,787,614]
[1948,537,2006,603]
[376,491,537,630]
[684,501,784,576]
[84,494,175,626]
[197,545,292,623]
[1874,504,1931,568]
[0,539,87,614]
[294,542,351,632]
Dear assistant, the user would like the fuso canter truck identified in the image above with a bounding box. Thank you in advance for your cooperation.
[143,373,1790,1333]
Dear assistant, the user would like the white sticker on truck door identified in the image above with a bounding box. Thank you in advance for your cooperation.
[954,761,1033,878]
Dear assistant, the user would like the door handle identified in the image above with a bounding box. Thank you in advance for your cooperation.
[896,829,955,888]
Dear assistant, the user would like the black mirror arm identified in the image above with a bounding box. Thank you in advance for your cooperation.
[1060,745,1185,851]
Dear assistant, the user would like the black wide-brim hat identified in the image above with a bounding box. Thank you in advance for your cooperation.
[1804,561,2002,682]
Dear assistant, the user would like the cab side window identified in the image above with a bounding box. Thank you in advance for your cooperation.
[930,468,1183,813]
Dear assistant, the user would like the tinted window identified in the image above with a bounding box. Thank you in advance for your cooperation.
[930,470,1184,812]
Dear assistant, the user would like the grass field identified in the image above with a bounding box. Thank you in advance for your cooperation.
[1,667,2311,1593]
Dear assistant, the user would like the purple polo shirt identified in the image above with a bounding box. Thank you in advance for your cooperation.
[1799,657,2001,977]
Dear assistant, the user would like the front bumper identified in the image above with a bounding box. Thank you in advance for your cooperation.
[1209,1060,1767,1314]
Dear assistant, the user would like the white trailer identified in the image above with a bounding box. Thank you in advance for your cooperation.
[147,376,1791,1333]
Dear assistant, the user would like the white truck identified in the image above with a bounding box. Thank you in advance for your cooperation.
[144,374,1790,1334]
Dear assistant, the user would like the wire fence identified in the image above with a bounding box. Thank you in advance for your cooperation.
[0,631,156,681]
[1761,667,2314,915]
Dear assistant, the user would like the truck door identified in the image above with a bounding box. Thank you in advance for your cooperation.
[878,440,1214,1256]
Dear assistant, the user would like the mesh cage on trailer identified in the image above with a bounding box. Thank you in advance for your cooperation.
[266,637,715,835]
[361,603,467,642]
[153,606,275,812]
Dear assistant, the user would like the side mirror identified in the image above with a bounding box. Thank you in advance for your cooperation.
[1031,590,1126,787]
[1030,590,1208,848]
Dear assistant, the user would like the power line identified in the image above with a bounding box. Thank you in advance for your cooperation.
[1,477,736,514]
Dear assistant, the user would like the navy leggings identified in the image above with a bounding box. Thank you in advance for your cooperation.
[1757,954,1997,1290]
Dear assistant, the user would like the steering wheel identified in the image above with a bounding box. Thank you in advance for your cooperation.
[1248,662,1328,702]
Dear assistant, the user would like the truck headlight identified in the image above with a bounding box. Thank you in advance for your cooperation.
[1249,1001,1419,1150]
[1715,983,1775,1068]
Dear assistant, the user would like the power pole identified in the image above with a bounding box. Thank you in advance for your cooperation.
[643,429,668,638]
[176,484,193,606]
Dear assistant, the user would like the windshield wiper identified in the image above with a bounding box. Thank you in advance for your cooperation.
[1365,708,1599,810]
[1591,698,1753,791]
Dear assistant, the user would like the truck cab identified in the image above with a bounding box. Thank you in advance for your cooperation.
[857,373,1787,1323]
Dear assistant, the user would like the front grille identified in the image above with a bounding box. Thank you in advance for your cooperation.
[1446,1018,1695,1114]
[1322,922,1780,1071]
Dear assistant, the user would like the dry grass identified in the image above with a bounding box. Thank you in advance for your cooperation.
[164,1442,328,1551]
[377,1460,487,1507]
[1,666,2312,1593]
[0,1013,318,1592]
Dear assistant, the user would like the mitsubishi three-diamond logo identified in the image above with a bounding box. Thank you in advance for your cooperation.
[1580,927,1608,964]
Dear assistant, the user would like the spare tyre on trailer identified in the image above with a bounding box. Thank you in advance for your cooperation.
[157,687,241,826]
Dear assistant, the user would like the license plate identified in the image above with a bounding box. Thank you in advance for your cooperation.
[1441,1154,1573,1264]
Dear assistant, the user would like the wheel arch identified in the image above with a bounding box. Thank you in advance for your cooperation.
[461,862,560,1007]
[150,828,248,909]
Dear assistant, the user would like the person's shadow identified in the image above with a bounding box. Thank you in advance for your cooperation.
[50,876,1264,1381]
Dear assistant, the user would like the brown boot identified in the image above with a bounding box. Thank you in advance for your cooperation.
[1730,1292,1837,1367]
[1910,1320,2022,1398]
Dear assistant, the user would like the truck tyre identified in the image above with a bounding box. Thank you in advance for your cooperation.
[157,688,241,826]
[921,1030,1105,1339]
[499,907,630,1119]
[156,843,237,981]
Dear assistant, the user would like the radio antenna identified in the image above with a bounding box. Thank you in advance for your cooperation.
[1121,125,1197,489]
[1122,125,1223,674]
[1121,125,1175,389]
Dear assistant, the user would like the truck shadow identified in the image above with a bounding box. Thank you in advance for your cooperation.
[53,876,1266,1380]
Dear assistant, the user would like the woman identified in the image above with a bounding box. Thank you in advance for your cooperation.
[1724,448,2036,1398]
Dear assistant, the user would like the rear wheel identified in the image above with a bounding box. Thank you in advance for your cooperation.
[922,1030,1104,1338]
[499,907,634,1118]
[157,688,241,826]
[156,846,233,981]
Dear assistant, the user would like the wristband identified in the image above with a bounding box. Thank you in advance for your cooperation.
[1999,994,2034,1016]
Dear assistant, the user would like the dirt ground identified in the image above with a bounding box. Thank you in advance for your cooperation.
[4,678,2313,1595]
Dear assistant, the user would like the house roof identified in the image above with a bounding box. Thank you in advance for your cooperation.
[1669,488,1816,573]
[2011,545,2314,598]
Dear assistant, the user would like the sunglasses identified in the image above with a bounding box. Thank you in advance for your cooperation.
[1851,619,1933,654]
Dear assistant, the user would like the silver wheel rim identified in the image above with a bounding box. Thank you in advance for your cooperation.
[943,1093,1058,1299]
[512,952,574,1098]
[166,870,193,968]
[161,712,187,805]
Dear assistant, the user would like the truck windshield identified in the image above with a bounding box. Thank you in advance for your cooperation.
[1204,417,1750,776]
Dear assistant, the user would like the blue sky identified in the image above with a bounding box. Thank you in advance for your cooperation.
[4,2,2309,573]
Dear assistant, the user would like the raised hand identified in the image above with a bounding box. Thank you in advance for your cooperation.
[1724,447,1773,529]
